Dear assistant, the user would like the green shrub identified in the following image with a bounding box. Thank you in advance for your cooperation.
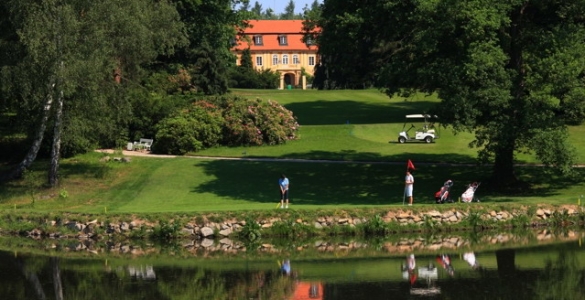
[465,212,483,230]
[154,101,224,154]
[269,220,316,237]
[153,95,299,152]
[214,96,299,146]
[361,215,389,236]
[228,65,279,89]
[238,217,262,241]
[150,221,183,240]
[127,86,193,144]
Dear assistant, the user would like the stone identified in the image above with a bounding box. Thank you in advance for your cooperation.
[181,228,194,235]
[219,238,233,246]
[219,228,232,236]
[119,222,130,231]
[200,238,214,248]
[200,227,214,237]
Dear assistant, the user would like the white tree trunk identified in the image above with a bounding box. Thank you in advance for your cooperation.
[0,82,55,182]
[48,86,64,187]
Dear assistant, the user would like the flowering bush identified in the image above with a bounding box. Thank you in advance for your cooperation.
[213,96,299,146]
[154,101,224,154]
[154,96,299,153]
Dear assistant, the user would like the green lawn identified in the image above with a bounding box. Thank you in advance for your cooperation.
[196,89,580,164]
[1,88,584,213]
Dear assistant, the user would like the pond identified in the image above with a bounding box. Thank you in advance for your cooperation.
[1,228,584,300]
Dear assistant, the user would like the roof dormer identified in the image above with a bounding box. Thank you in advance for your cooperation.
[278,35,288,46]
[253,35,263,46]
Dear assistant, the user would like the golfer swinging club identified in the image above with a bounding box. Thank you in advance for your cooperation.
[279,174,289,209]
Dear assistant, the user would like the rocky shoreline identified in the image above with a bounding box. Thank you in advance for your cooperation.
[11,204,583,241]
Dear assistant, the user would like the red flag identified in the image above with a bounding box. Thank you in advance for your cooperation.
[407,159,415,170]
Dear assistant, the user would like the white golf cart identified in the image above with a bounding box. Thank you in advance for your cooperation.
[398,114,439,144]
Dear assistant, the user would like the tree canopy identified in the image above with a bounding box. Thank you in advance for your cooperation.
[0,0,186,185]
[313,0,585,186]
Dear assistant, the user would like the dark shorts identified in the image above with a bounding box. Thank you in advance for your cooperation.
[281,190,289,200]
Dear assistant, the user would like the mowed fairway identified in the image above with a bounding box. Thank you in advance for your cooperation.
[1,89,584,213]
[196,89,483,163]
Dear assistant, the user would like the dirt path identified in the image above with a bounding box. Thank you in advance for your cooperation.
[96,149,410,165]
[96,149,585,167]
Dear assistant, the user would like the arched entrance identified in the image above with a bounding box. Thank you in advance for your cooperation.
[284,73,296,87]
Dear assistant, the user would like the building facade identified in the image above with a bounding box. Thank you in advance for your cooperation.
[232,20,319,89]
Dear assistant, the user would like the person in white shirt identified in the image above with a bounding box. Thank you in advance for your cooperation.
[405,170,414,205]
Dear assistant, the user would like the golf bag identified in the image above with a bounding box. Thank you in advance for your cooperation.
[461,182,480,203]
[435,180,454,203]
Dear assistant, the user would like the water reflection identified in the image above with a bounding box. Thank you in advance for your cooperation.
[1,229,585,299]
[463,252,480,270]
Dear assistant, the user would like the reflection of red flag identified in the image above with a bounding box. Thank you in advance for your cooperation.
[407,159,415,170]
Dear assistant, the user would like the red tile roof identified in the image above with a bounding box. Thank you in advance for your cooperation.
[233,20,318,52]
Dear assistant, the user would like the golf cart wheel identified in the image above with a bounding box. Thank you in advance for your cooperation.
[424,136,433,143]
[398,137,406,144]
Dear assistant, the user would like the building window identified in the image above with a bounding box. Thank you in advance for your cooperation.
[282,55,289,65]
[308,56,315,66]
[278,35,288,45]
[256,56,263,66]
[254,35,263,46]
[305,36,314,46]
[272,54,279,65]
[292,55,299,64]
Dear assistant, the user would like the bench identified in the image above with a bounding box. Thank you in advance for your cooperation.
[133,138,153,151]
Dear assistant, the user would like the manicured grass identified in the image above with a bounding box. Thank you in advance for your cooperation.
[1,89,584,213]
[1,151,583,213]
[196,89,575,163]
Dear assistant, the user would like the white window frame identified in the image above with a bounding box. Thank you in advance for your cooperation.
[254,35,263,46]
[282,54,289,65]
[256,56,263,66]
[308,56,315,66]
[279,35,288,45]
[292,55,299,64]
[272,54,279,65]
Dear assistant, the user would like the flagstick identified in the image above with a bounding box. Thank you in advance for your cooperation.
[403,165,408,206]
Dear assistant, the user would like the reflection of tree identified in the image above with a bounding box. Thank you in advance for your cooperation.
[15,257,47,300]
[156,268,228,299]
[13,256,64,300]
[226,269,295,299]
[496,249,516,278]
[533,251,585,299]
[154,267,295,300]
[51,257,63,300]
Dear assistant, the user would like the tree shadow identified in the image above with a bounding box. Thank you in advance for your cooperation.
[191,151,584,206]
[284,100,437,125]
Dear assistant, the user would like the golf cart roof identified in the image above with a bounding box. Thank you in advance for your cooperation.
[405,114,438,119]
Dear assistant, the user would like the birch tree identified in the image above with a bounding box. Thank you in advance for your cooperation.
[0,0,186,186]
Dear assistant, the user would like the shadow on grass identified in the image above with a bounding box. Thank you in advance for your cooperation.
[285,100,437,126]
[0,154,113,204]
[192,152,585,205]
[265,150,479,164]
